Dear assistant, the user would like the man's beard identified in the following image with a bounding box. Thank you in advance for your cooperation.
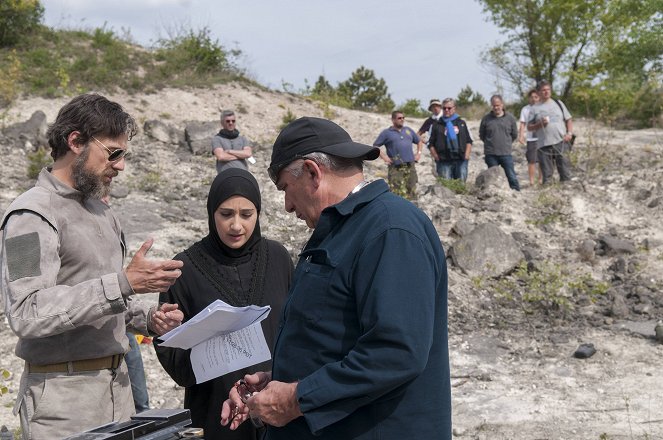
[72,148,112,199]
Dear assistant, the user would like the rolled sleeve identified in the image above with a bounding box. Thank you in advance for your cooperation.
[125,298,155,335]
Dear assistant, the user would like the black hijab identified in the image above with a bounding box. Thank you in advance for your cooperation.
[204,168,262,262]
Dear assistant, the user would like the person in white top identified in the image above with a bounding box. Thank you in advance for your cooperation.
[518,89,541,186]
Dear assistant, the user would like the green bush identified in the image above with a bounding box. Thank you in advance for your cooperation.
[524,188,569,226]
[436,177,468,195]
[484,262,608,313]
[0,0,44,47]
[0,23,251,99]
[279,108,297,130]
[570,75,663,128]
[0,368,10,395]
[155,26,236,81]
[27,147,51,179]
[0,49,21,105]
[397,99,428,118]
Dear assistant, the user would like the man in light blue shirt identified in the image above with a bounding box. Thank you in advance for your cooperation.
[373,111,423,199]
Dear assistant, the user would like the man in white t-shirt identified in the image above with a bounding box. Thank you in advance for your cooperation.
[527,80,574,184]
[518,89,541,186]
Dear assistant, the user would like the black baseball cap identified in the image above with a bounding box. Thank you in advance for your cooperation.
[268,117,379,183]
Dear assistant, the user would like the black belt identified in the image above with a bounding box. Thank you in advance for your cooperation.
[391,162,414,169]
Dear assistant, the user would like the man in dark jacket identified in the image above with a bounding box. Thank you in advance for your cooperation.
[222,117,451,440]
[428,98,473,181]
[479,94,520,190]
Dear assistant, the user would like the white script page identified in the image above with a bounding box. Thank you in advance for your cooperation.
[190,322,271,383]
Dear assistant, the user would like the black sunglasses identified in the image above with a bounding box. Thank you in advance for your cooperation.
[92,136,130,162]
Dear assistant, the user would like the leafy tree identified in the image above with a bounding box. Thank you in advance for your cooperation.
[310,75,335,97]
[397,98,427,118]
[477,0,662,101]
[456,85,487,107]
[337,66,395,113]
[0,0,44,47]
[305,74,352,108]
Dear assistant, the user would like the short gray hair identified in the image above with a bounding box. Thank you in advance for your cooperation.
[286,152,363,178]
[490,94,503,104]
[220,110,235,120]
[536,80,551,91]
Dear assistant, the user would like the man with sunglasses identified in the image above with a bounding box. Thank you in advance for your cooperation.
[212,109,254,173]
[373,111,422,199]
[0,93,185,439]
[428,98,473,181]
[221,117,451,439]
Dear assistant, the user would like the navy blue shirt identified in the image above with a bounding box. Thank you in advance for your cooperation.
[268,180,451,440]
[373,126,420,165]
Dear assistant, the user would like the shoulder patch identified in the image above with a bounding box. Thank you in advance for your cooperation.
[6,232,41,281]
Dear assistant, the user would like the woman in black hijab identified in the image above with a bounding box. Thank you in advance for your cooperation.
[154,168,293,439]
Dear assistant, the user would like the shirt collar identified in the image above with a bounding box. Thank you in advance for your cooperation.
[307,180,389,248]
[38,168,85,201]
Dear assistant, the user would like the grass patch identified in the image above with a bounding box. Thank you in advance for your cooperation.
[436,177,468,195]
[524,187,569,226]
[0,368,10,396]
[475,261,609,314]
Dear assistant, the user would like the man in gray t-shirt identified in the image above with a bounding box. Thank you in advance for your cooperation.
[528,80,574,184]
[212,110,254,174]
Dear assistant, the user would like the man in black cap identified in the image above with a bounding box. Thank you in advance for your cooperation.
[221,117,451,440]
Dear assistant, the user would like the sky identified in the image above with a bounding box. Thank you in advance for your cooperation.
[41,0,508,108]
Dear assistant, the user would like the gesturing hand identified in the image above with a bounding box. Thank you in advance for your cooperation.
[125,238,183,293]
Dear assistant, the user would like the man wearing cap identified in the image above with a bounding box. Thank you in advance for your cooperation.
[417,98,443,140]
[221,117,451,439]
[373,111,422,199]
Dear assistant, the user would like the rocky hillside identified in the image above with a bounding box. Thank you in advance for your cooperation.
[1,83,663,438]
